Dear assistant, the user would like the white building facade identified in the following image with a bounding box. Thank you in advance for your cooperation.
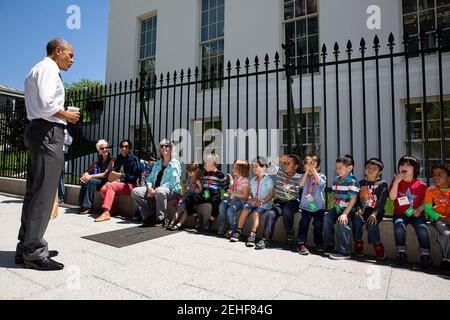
[104,0,450,181]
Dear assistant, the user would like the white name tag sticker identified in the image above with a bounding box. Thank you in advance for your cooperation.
[398,196,410,207]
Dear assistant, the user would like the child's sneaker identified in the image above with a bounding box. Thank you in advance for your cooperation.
[255,238,270,250]
[396,251,407,266]
[374,243,385,261]
[246,233,256,247]
[329,251,351,260]
[420,255,432,270]
[194,215,203,231]
[286,231,295,245]
[217,224,226,236]
[230,231,240,242]
[323,245,335,256]
[224,229,233,239]
[440,260,450,273]
[354,240,364,257]
[296,243,309,255]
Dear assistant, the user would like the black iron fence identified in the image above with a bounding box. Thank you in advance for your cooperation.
[1,29,449,187]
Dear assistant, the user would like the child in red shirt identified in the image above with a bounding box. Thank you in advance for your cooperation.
[389,155,431,269]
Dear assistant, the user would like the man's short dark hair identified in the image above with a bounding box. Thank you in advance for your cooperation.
[431,163,450,176]
[365,158,384,172]
[398,155,420,178]
[46,38,71,56]
[336,154,354,167]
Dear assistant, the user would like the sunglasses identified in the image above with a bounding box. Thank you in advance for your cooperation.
[120,145,130,149]
[100,146,109,151]
[160,145,170,149]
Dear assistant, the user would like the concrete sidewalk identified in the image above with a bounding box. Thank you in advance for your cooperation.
[0,193,449,300]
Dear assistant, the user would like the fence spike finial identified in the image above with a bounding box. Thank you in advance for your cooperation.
[346,40,353,54]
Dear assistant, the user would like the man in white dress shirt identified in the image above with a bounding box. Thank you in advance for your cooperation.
[16,39,80,271]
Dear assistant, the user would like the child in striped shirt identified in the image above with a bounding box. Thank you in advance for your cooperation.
[324,154,360,260]
[196,153,229,231]
[255,154,302,250]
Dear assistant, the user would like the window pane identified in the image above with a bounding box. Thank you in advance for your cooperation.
[217,21,224,37]
[202,11,209,26]
[284,1,295,20]
[437,5,450,28]
[285,22,295,41]
[308,35,319,52]
[296,19,307,38]
[308,16,319,34]
[209,23,217,39]
[217,40,224,56]
[419,0,435,10]
[141,32,145,45]
[140,47,145,59]
[141,20,147,33]
[403,13,419,35]
[218,0,224,6]
[202,0,209,11]
[297,37,307,56]
[295,0,306,17]
[202,44,210,59]
[210,8,217,24]
[437,0,450,5]
[210,0,217,8]
[218,5,224,22]
[146,32,152,44]
[210,41,218,57]
[202,26,209,42]
[307,0,317,14]
[403,0,418,14]
[420,9,436,32]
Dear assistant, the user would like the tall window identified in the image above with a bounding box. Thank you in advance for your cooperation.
[201,0,224,89]
[139,16,157,80]
[283,0,319,74]
[402,0,450,53]
[405,100,450,177]
[193,118,222,162]
[282,110,320,156]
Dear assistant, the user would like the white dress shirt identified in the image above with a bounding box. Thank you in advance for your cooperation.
[24,57,66,125]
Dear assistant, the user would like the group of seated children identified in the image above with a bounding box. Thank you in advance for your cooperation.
[167,152,450,273]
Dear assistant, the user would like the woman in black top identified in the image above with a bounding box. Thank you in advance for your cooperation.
[78,139,114,214]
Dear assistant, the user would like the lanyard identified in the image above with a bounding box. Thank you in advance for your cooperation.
[232,177,241,192]
[334,181,341,202]
[307,176,316,195]
[255,176,262,199]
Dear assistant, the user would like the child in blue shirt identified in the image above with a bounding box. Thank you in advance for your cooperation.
[296,153,327,255]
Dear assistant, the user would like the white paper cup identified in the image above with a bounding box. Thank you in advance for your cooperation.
[67,106,80,112]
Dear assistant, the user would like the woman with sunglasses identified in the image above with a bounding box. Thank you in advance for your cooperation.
[96,139,139,222]
[131,139,182,227]
[78,139,114,215]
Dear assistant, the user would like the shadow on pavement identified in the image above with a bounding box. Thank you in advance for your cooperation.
[0,251,24,270]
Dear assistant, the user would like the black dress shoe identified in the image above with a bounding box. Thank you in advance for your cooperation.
[16,250,59,265]
[24,257,64,271]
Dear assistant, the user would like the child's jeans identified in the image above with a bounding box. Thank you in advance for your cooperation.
[218,196,245,231]
[296,209,325,246]
[393,215,431,255]
[351,213,381,245]
[262,200,299,238]
[323,208,354,255]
